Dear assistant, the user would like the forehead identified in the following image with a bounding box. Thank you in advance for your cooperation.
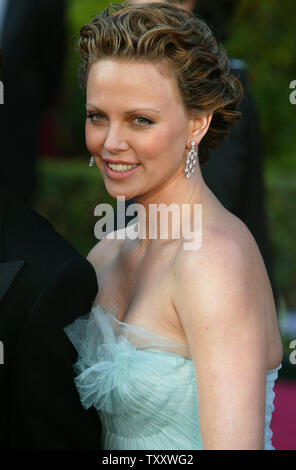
[86,59,184,109]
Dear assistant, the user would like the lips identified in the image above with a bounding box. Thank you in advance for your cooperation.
[104,159,138,165]
[103,160,141,180]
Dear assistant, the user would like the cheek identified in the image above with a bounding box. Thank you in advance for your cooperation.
[85,123,103,153]
[147,125,177,154]
[139,137,161,162]
[153,123,186,162]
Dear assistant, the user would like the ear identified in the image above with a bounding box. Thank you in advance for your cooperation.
[187,113,212,147]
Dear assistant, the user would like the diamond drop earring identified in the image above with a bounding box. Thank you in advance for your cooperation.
[89,155,94,167]
[185,141,198,178]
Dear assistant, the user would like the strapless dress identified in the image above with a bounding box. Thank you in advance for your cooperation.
[64,303,281,450]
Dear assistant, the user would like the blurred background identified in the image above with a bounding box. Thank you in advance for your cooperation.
[0,0,295,449]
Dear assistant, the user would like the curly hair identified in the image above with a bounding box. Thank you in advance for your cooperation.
[77,2,243,164]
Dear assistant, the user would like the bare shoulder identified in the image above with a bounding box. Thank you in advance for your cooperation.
[86,228,124,270]
[172,215,265,323]
[174,214,261,275]
[87,221,139,270]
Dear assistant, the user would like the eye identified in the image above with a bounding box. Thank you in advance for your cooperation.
[87,112,106,123]
[133,116,154,127]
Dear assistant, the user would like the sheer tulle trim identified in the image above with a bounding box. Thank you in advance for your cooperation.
[264,364,281,450]
[64,307,195,413]
[64,304,281,450]
[94,303,192,358]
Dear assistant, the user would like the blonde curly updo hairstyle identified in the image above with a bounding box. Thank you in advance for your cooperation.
[77,2,243,164]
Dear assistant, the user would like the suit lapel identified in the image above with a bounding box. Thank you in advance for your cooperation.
[0,260,24,301]
[0,186,25,301]
[1,0,12,48]
[1,0,27,51]
[0,185,9,261]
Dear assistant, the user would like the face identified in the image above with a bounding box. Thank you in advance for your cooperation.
[85,59,195,200]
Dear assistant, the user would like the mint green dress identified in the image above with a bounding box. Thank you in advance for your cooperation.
[64,304,281,450]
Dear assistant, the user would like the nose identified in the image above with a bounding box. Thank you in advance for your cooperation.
[104,123,129,153]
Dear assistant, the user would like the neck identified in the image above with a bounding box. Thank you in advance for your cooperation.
[131,161,208,250]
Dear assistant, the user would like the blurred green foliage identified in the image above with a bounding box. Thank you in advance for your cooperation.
[35,158,115,256]
[57,0,113,155]
[265,163,296,309]
[225,0,296,169]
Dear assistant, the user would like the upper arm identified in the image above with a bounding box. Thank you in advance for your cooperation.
[172,233,267,449]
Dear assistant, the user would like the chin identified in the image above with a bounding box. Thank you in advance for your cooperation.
[106,186,135,202]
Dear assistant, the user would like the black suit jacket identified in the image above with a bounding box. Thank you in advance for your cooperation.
[1,0,65,110]
[0,185,101,449]
[0,0,66,204]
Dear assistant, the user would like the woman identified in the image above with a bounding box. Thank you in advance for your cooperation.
[64,2,283,450]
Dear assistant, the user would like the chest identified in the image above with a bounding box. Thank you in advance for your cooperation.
[93,240,187,344]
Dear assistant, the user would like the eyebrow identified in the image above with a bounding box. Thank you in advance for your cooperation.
[86,104,160,114]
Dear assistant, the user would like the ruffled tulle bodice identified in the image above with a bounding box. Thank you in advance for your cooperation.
[64,304,281,450]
